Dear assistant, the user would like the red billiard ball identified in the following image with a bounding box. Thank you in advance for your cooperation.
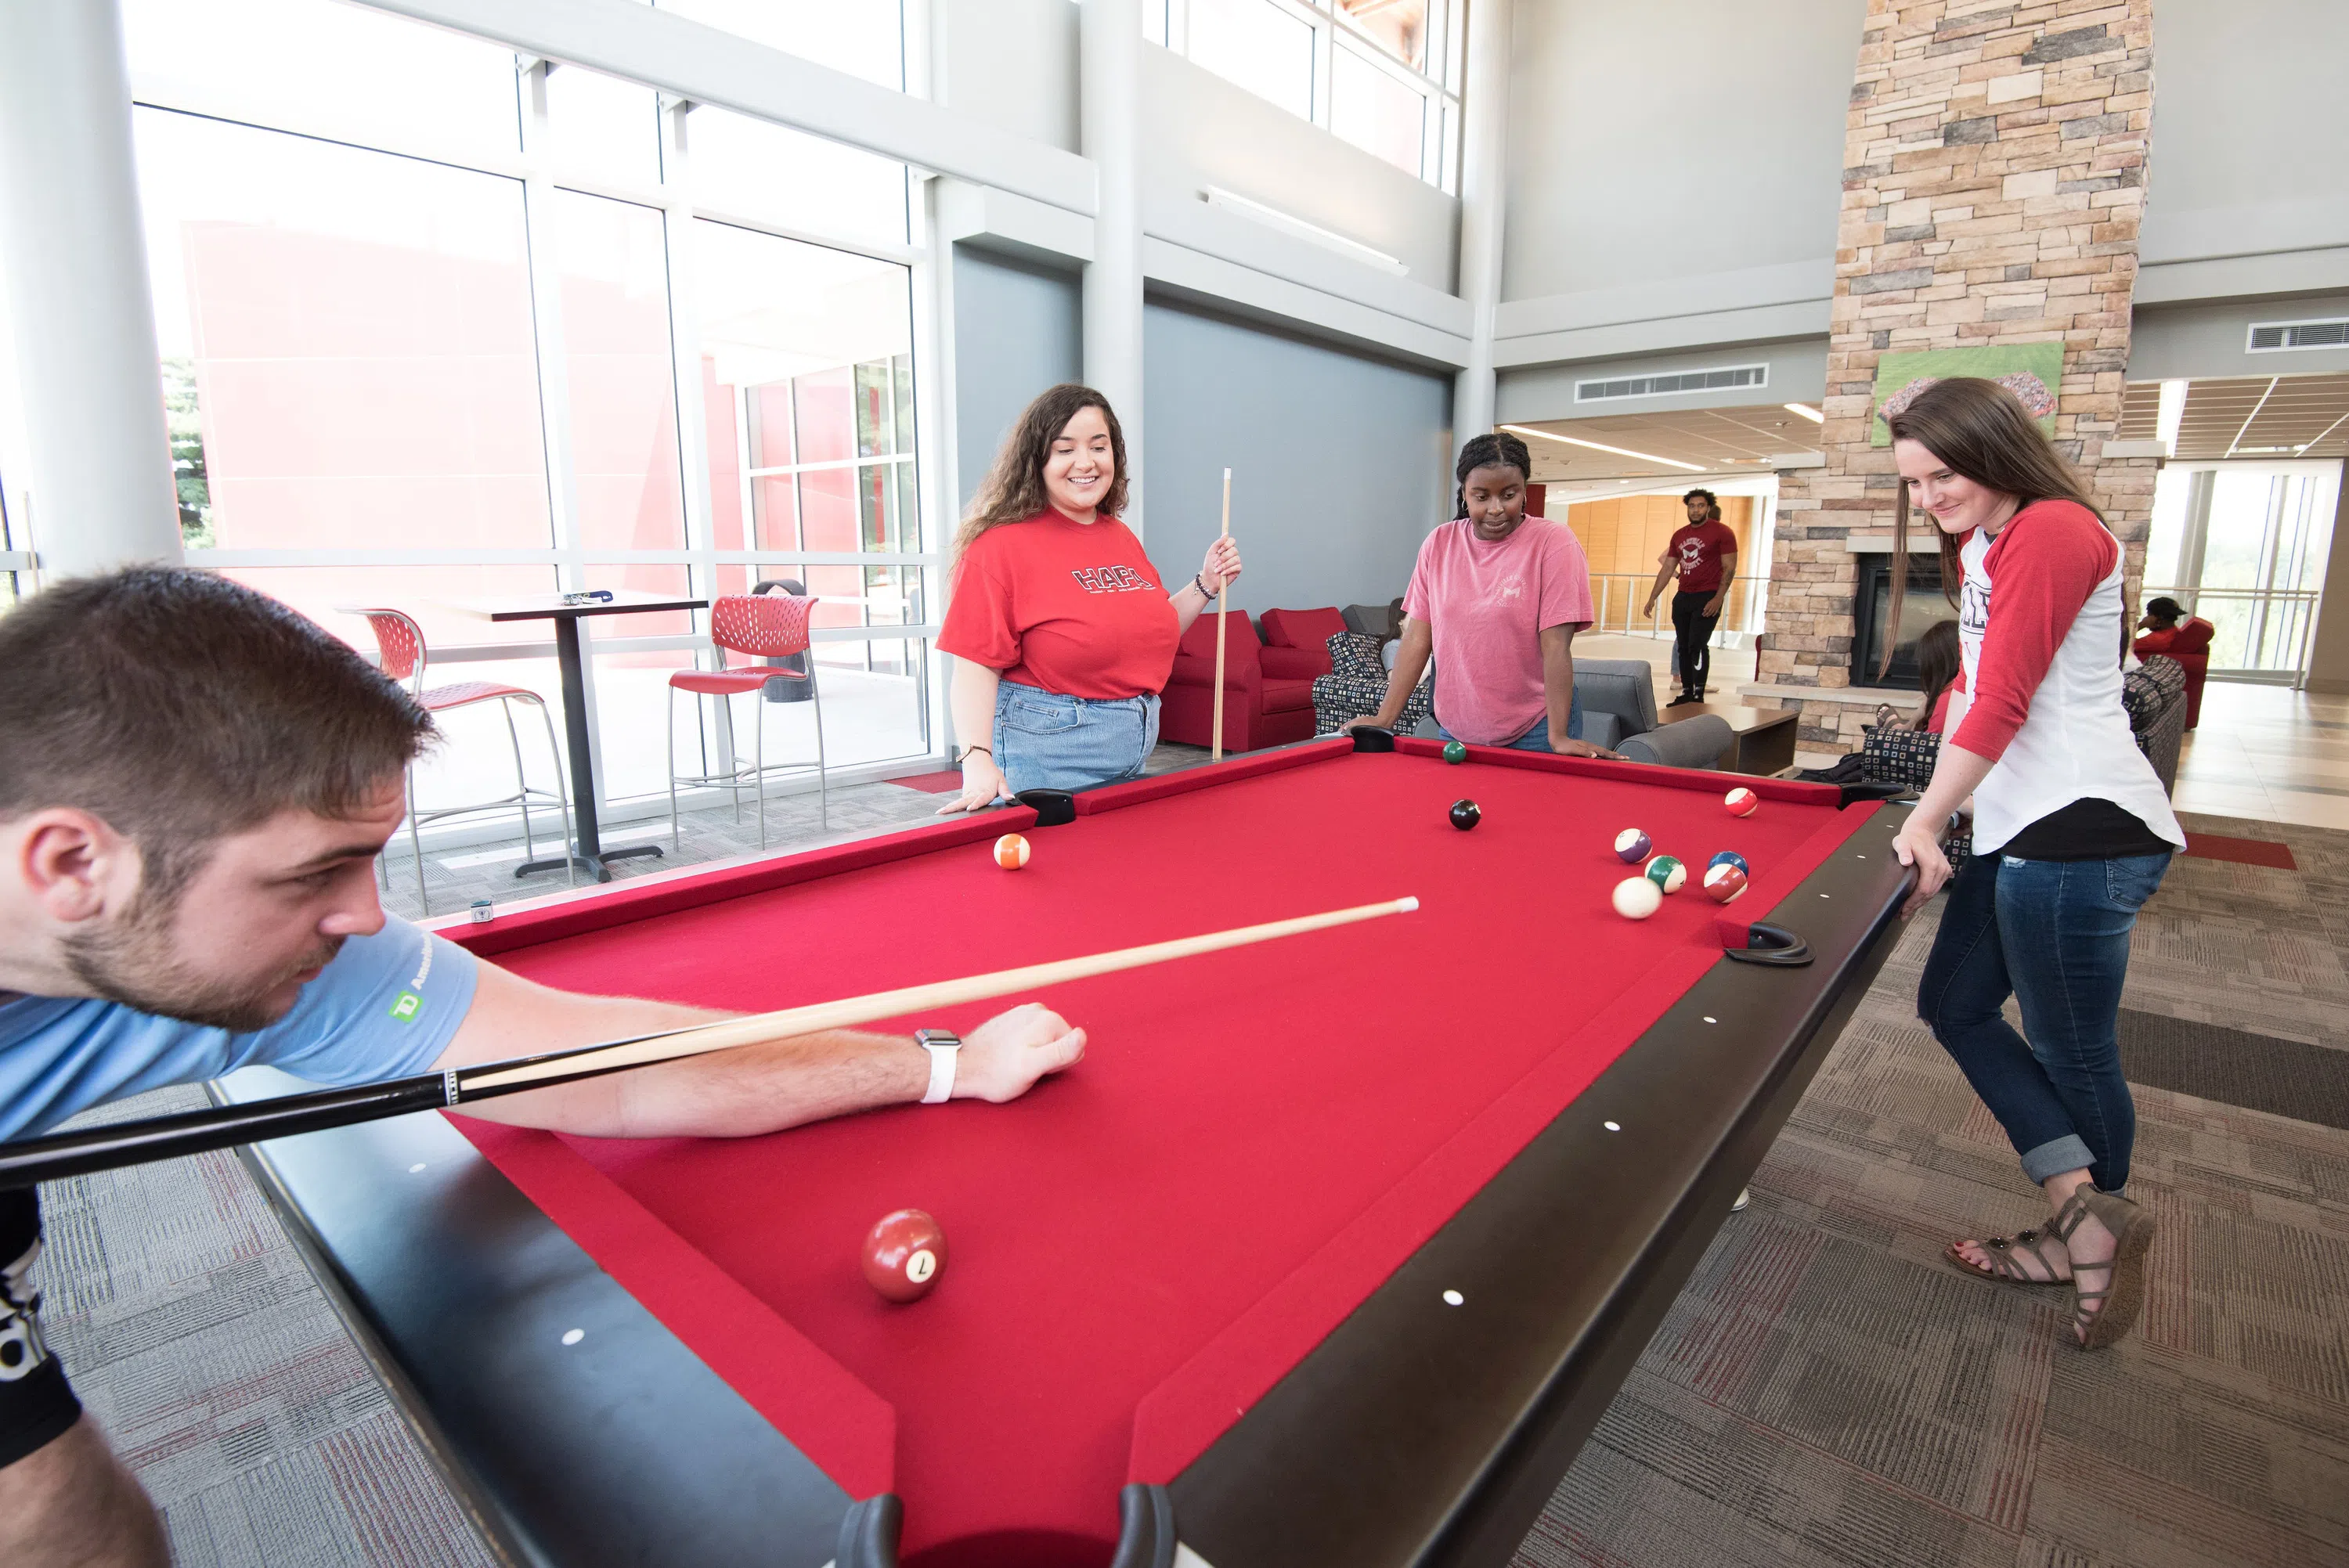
[1723,787,1759,817]
[862,1209,947,1303]
[1704,863,1748,903]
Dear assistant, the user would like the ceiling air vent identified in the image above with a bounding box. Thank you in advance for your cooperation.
[1575,364,1767,402]
[2248,318,2349,352]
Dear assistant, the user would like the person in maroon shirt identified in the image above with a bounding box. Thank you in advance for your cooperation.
[1640,489,1739,705]
[936,384,1241,811]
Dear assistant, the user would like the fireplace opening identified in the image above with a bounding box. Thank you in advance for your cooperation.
[1852,553,1958,690]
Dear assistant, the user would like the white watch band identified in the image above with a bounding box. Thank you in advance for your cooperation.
[919,1036,959,1105]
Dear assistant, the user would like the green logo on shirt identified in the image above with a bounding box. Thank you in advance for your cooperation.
[388,991,423,1022]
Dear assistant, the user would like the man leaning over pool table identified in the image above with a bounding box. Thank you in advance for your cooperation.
[0,568,1087,1568]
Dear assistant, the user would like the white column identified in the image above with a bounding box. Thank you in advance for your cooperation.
[1079,0,1144,535]
[2303,460,2349,693]
[0,0,179,578]
[1451,0,1512,445]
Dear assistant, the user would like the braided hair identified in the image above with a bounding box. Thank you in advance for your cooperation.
[1453,431,1533,518]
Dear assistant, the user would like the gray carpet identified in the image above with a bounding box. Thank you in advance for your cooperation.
[2118,1008,2349,1133]
[1516,811,2349,1568]
[38,1088,496,1566]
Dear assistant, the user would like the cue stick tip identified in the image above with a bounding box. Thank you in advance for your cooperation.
[1397,896,1420,913]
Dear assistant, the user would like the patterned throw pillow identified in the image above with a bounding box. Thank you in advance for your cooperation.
[1861,726,1940,791]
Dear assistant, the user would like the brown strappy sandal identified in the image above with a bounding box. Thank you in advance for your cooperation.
[1944,1227,2070,1286]
[2051,1188,2157,1350]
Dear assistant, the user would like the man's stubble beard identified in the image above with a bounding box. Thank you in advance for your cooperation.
[62,888,344,1033]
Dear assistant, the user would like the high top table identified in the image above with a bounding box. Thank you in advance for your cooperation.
[444,589,707,882]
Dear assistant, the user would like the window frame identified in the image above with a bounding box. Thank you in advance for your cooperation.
[128,38,947,813]
[1152,0,1462,189]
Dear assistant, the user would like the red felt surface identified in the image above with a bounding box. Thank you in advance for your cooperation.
[449,749,1868,1564]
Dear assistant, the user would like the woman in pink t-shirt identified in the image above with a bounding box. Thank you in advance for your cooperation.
[1344,433,1618,758]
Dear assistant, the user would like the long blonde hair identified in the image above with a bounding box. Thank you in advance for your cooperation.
[954,384,1130,561]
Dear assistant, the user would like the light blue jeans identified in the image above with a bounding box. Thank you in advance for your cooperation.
[1436,692,1585,750]
[994,681,1161,794]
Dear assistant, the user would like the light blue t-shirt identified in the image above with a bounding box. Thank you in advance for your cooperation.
[0,917,478,1142]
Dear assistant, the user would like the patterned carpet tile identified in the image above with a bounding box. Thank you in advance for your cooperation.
[1517,811,2349,1568]
[39,1090,496,1568]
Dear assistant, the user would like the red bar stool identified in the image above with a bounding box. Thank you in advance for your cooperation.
[348,607,575,914]
[667,593,828,850]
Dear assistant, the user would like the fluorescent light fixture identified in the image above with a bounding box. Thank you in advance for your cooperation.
[2299,410,2349,453]
[1782,402,1824,424]
[1499,424,1708,474]
[1201,187,1409,277]
[2156,379,2187,454]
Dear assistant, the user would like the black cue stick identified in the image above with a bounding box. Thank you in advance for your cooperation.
[0,1035,666,1191]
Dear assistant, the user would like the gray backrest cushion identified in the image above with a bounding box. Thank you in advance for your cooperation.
[1573,659,1661,737]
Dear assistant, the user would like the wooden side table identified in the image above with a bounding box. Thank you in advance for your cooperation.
[1654,701,1800,776]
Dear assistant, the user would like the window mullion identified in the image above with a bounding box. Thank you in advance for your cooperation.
[1312,9,1335,128]
[661,101,717,586]
[518,63,582,584]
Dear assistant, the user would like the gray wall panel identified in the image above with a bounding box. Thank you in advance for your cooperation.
[2129,297,2349,382]
[951,247,1082,510]
[1501,0,1865,304]
[2142,0,2349,266]
[1141,301,1452,618]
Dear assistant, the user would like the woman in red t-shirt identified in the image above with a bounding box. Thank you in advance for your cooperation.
[936,384,1241,811]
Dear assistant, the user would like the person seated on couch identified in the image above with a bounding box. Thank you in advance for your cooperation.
[2132,597,2213,661]
[1872,618,1964,737]
[1343,433,1619,759]
[936,384,1242,811]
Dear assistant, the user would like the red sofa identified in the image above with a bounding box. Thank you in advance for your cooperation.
[2137,616,2214,729]
[1160,612,1319,753]
[1257,607,1348,679]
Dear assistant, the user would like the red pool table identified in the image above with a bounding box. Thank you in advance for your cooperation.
[218,734,1915,1568]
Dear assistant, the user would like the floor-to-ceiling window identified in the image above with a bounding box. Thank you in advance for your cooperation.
[1148,0,1463,189]
[121,0,937,837]
[2145,461,2342,683]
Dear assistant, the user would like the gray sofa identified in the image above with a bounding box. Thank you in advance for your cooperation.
[1571,659,1735,768]
[1312,643,1732,770]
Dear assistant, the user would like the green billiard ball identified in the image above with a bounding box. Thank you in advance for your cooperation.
[1442,741,1467,764]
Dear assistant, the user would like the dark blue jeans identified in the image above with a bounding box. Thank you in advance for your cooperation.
[1435,690,1584,748]
[1917,848,2170,1193]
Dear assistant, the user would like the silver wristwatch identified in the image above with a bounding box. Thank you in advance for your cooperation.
[915,1029,962,1105]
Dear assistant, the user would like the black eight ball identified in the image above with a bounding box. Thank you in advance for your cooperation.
[1449,798,1481,831]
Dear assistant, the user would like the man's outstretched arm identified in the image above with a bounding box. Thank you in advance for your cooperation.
[430,961,1085,1139]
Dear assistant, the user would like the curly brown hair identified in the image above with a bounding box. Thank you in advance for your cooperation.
[954,384,1130,561]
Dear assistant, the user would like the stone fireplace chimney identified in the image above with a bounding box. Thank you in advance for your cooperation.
[1749,0,2167,756]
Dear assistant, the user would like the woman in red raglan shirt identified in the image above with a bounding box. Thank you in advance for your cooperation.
[936,384,1241,811]
[1886,377,2183,1352]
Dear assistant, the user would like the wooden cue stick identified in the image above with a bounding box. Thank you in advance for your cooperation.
[467,894,1415,1090]
[1209,467,1232,762]
[0,896,1419,1191]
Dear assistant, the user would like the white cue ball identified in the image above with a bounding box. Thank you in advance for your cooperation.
[1612,875,1665,920]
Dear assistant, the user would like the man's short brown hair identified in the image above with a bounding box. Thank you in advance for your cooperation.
[0,568,432,889]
